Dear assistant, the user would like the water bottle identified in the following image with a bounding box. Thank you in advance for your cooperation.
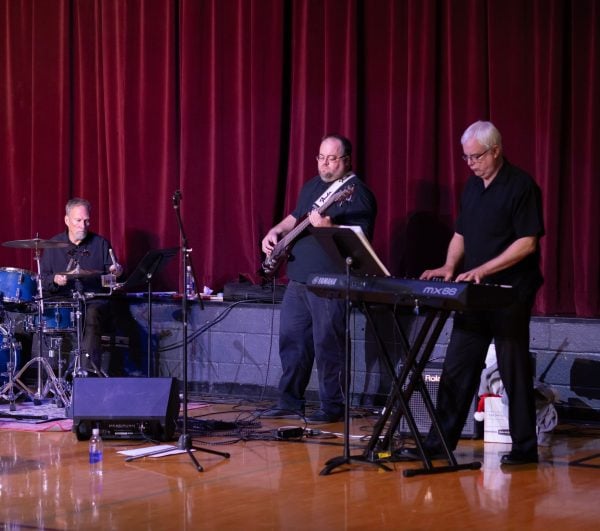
[89,428,103,474]
[185,265,197,299]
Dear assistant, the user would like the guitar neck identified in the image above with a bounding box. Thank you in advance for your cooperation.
[277,217,311,250]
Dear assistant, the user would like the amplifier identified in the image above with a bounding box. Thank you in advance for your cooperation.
[80,419,169,441]
[71,377,181,441]
[396,365,477,438]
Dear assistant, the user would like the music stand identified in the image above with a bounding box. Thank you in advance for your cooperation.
[309,226,392,475]
[119,247,178,376]
[310,225,391,278]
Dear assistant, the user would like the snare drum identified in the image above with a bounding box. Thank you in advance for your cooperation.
[0,267,37,304]
[33,301,77,334]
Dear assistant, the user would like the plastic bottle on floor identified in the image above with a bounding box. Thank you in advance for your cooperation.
[89,428,103,475]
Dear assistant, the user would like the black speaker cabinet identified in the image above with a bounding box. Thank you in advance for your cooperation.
[397,366,477,438]
[71,377,181,441]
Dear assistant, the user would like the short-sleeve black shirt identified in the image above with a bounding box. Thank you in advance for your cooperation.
[286,175,377,283]
[455,160,544,298]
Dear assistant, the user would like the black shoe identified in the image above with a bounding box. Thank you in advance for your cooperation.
[500,452,539,466]
[306,410,343,424]
[261,408,304,420]
[391,446,447,462]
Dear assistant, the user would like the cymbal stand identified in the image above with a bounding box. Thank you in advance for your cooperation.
[33,247,46,402]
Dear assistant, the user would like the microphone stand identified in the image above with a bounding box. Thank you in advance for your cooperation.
[170,190,230,471]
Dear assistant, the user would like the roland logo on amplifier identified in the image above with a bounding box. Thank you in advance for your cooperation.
[397,364,476,438]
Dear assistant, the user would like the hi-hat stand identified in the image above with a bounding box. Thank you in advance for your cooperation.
[10,309,71,409]
[154,190,230,471]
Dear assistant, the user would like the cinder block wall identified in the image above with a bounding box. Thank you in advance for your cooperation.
[128,300,600,422]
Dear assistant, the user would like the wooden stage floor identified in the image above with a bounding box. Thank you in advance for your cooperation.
[1,400,599,530]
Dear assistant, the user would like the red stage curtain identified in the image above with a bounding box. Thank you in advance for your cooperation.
[1,0,598,316]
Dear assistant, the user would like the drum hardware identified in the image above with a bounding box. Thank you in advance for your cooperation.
[65,291,107,379]
[0,318,23,411]
[10,295,71,407]
[2,235,109,408]
[1,234,71,405]
[43,336,69,408]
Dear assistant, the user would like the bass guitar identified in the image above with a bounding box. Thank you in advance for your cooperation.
[260,184,355,278]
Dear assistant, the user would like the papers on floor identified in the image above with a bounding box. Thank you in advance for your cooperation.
[118,444,195,458]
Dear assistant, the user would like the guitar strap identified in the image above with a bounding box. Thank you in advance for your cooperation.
[312,173,356,209]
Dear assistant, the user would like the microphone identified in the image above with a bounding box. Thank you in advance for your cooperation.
[172,190,182,208]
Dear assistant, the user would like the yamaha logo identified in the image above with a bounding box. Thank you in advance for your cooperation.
[313,276,338,286]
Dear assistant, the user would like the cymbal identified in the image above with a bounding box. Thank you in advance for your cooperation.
[55,269,103,278]
[3,238,70,249]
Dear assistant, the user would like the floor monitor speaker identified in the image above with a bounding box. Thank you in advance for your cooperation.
[71,377,180,441]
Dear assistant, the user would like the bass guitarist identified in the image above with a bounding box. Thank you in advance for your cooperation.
[261,134,377,424]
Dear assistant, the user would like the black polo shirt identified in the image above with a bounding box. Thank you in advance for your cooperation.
[286,175,377,283]
[456,160,544,298]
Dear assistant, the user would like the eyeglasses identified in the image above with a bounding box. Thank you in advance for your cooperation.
[316,154,348,163]
[462,148,491,163]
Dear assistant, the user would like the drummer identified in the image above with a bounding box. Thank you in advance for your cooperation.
[40,197,123,374]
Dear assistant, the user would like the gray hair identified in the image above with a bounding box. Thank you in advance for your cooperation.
[461,121,503,150]
[65,197,92,215]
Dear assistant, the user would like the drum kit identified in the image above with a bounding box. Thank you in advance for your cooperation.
[0,237,105,411]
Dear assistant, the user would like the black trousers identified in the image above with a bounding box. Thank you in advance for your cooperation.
[426,298,538,457]
[276,280,346,415]
[81,299,112,370]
